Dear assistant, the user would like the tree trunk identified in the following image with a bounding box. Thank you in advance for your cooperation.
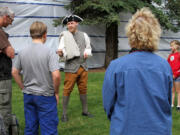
[104,22,118,68]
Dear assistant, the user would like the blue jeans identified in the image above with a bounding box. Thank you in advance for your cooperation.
[23,93,58,135]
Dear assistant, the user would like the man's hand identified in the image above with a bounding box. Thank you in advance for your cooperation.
[12,67,24,90]
[84,53,88,59]
[55,93,59,105]
[56,49,63,57]
[4,46,15,58]
[0,50,2,53]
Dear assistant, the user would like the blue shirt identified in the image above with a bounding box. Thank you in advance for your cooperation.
[102,51,173,135]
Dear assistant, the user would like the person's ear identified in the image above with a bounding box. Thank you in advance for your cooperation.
[42,32,47,43]
[43,32,47,38]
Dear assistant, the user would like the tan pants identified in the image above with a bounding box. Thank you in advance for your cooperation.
[0,79,12,135]
[63,67,88,96]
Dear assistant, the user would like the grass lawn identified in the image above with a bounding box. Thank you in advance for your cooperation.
[11,72,180,135]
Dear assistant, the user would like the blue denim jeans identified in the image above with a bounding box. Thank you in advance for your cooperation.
[23,93,58,135]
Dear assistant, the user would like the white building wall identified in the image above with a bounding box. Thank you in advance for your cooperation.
[0,0,178,68]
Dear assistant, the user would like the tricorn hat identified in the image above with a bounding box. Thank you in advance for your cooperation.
[62,15,83,25]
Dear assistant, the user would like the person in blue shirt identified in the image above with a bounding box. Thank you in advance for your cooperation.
[102,7,173,135]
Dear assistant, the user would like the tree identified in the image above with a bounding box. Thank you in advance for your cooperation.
[165,0,180,31]
[54,0,180,68]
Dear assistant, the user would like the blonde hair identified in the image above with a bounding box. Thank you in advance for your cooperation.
[170,40,180,51]
[126,7,161,52]
[30,21,47,39]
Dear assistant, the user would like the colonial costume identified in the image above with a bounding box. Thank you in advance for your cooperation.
[58,15,93,122]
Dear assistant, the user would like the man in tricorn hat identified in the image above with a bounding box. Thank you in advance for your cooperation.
[57,15,93,122]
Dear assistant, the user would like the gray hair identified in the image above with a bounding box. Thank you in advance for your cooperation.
[0,7,14,17]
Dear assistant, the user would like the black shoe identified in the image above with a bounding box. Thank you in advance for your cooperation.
[82,112,94,118]
[61,115,68,122]
[176,107,180,112]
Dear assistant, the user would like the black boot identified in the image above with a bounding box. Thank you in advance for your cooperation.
[61,96,70,122]
[80,94,93,118]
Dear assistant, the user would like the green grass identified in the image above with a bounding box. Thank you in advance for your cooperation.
[12,72,109,135]
[12,72,180,135]
[172,96,180,135]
